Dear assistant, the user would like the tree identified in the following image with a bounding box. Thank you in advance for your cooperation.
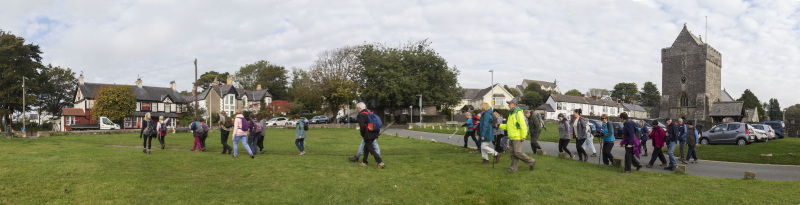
[264,100,292,118]
[359,40,463,119]
[564,89,582,97]
[254,61,290,100]
[737,89,766,122]
[197,71,229,91]
[234,63,259,90]
[92,86,136,123]
[290,68,321,113]
[611,82,639,103]
[767,98,782,121]
[35,64,77,117]
[640,81,661,107]
[586,88,611,99]
[785,104,800,122]
[520,91,543,110]
[0,30,43,125]
[504,85,520,97]
[308,46,362,115]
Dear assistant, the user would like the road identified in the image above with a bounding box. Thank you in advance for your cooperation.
[386,127,800,181]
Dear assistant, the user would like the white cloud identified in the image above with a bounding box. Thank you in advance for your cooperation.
[1,0,799,107]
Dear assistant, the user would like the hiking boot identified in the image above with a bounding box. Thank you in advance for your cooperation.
[660,163,668,167]
[250,154,255,159]
[377,163,386,169]
[358,162,367,167]
[142,148,146,153]
[221,149,227,154]
[692,160,698,164]
[348,156,358,162]
[299,152,305,156]
[591,153,597,157]
[161,144,165,149]
[232,156,237,159]
[646,164,653,168]
[680,159,688,164]
[260,150,266,154]
[147,149,151,155]
[483,159,489,164]
[664,166,674,171]
[636,165,643,171]
[495,153,501,163]
[529,159,536,171]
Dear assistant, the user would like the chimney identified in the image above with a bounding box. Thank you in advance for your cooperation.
[212,77,218,86]
[593,96,598,100]
[256,84,262,90]
[226,77,233,85]
[170,81,177,91]
[136,78,143,88]
[78,74,84,85]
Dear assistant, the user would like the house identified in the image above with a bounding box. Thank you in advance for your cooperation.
[516,79,560,96]
[59,74,190,131]
[543,94,623,121]
[194,77,272,117]
[621,103,649,119]
[533,104,556,121]
[454,84,515,114]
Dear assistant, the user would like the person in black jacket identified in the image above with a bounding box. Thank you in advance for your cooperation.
[356,102,385,169]
[620,112,642,173]
[665,118,680,171]
[139,112,155,155]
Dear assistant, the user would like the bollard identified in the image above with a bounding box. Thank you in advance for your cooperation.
[409,125,413,129]
[396,133,398,137]
[537,149,546,155]
[439,126,442,130]
[419,136,423,140]
[612,158,622,167]
[675,165,687,173]
[558,152,568,158]
[745,171,756,179]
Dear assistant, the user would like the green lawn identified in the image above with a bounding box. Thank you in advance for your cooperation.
[410,123,601,143]
[693,138,800,165]
[1,129,799,204]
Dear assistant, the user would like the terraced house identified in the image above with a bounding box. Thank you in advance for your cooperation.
[194,77,272,117]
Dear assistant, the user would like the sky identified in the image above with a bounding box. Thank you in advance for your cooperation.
[2,0,800,106]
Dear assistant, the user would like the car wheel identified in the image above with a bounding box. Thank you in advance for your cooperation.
[700,138,709,145]
[737,138,747,146]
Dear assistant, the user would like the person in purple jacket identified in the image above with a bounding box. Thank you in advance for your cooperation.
[620,112,642,173]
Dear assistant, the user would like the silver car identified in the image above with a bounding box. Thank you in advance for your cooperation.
[750,124,776,140]
[700,122,757,146]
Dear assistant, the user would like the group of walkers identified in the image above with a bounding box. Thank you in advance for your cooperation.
[462,99,536,173]
[644,117,700,171]
[139,113,169,154]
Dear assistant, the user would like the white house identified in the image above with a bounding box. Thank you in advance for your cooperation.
[516,79,560,96]
[454,84,515,114]
[543,94,623,121]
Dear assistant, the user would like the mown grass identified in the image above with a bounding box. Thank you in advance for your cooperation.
[0,129,798,204]
[694,137,800,165]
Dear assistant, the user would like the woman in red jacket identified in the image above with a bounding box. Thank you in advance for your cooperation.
[646,121,667,168]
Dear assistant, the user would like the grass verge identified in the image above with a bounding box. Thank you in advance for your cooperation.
[694,137,800,165]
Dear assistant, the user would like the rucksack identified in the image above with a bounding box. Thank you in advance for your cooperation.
[222,116,233,128]
[143,121,156,137]
[159,122,167,136]
[192,121,204,133]
[362,111,382,131]
[252,119,263,134]
[472,116,480,133]
[201,122,209,133]
[238,117,249,131]
[303,119,309,131]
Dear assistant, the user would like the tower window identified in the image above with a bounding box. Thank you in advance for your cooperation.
[680,93,689,107]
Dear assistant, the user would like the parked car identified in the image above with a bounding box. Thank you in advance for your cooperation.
[310,116,329,124]
[339,116,357,124]
[700,122,757,146]
[286,117,308,126]
[750,124,776,140]
[611,122,624,139]
[266,117,289,126]
[587,119,603,136]
[750,125,770,142]
[757,121,786,139]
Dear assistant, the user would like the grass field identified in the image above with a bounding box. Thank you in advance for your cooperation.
[1,129,799,204]
[694,137,800,165]
[410,123,597,143]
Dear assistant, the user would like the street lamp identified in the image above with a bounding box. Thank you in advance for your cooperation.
[417,94,422,125]
[410,105,413,125]
[21,77,26,138]
[489,70,494,106]
[783,108,788,122]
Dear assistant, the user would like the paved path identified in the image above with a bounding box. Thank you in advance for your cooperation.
[386,127,800,181]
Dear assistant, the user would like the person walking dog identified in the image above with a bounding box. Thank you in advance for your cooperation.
[499,99,535,173]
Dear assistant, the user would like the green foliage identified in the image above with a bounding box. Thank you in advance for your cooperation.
[786,104,800,122]
[254,61,290,100]
[234,63,259,90]
[359,40,463,114]
[737,89,766,122]
[308,46,361,115]
[92,86,136,123]
[504,85,520,97]
[521,91,543,110]
[290,68,321,113]
[523,82,541,94]
[197,71,229,91]
[586,88,610,99]
[564,89,582,97]
[0,30,43,124]
[611,82,639,103]
[35,65,77,116]
[639,81,661,107]
[767,98,782,121]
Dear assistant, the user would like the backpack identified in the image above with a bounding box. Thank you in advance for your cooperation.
[159,122,167,136]
[252,120,263,134]
[471,116,480,131]
[192,121,204,133]
[238,117,249,131]
[585,119,592,137]
[201,122,209,133]
[303,119,309,131]
[222,116,233,128]
[143,121,156,137]
[362,111,382,132]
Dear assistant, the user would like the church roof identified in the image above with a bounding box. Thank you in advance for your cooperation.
[720,89,735,102]
[709,102,744,117]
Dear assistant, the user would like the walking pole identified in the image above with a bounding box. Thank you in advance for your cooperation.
[598,134,603,165]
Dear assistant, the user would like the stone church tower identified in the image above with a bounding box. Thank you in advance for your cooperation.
[658,24,722,121]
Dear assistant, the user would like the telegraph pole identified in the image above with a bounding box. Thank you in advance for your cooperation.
[194,59,198,120]
[22,78,25,138]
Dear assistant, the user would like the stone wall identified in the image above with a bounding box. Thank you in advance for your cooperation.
[659,26,721,121]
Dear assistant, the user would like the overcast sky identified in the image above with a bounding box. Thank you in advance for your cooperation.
[2,0,799,106]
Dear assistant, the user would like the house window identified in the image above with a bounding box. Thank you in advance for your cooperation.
[165,103,172,113]
[421,107,427,115]
[680,93,689,107]
[494,97,505,106]
[402,109,408,114]
[66,116,75,125]
[136,102,141,111]
[224,94,236,116]
[557,103,563,110]
[141,102,151,111]
[124,117,132,127]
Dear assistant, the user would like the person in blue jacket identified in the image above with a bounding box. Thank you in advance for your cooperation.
[462,112,480,150]
[600,114,615,165]
[477,103,499,164]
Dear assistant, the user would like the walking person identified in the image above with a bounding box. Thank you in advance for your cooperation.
[248,114,261,155]
[478,103,499,164]
[493,111,506,153]
[257,114,267,154]
[526,111,544,154]
[678,117,688,164]
[139,113,156,154]
[232,109,255,159]
[499,99,535,173]
[599,114,615,165]
[619,112,643,173]
[638,120,650,156]
[686,121,700,163]
[557,113,574,159]
[200,119,209,151]
[572,109,589,161]
[356,102,385,168]
[294,114,307,156]
[347,139,381,162]
[664,118,680,171]
[218,113,233,154]
[189,118,203,152]
[156,116,167,149]
[462,112,480,150]
[646,121,668,168]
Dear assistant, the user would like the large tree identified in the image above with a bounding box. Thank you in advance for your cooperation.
[92,86,136,123]
[785,104,800,122]
[290,68,321,113]
[737,89,766,122]
[504,85,520,97]
[520,91,543,110]
[233,63,259,90]
[564,89,582,97]
[254,61,290,100]
[639,81,661,107]
[197,71,229,91]
[767,98,782,121]
[35,64,77,118]
[586,88,610,99]
[359,40,463,118]
[611,82,639,103]
[308,46,362,115]
[0,30,44,125]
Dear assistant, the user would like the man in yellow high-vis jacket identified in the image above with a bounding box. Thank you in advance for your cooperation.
[499,99,536,173]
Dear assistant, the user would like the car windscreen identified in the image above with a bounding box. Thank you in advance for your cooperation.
[711,125,727,132]
[751,125,763,130]
[765,123,781,130]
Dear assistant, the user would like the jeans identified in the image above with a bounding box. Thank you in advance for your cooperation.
[667,141,677,167]
[362,138,382,164]
[640,139,649,154]
[582,135,596,154]
[220,130,232,151]
[558,139,572,156]
[142,134,153,150]
[508,140,535,172]
[602,142,614,165]
[249,135,259,155]
[624,146,641,172]
[687,144,697,161]
[157,134,166,147]
[480,141,498,160]
[200,133,208,149]
[295,138,305,152]
[233,135,253,157]
[355,139,380,158]
[192,136,201,151]
[530,133,541,153]
[678,141,686,159]
[648,147,667,165]
[575,138,587,160]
